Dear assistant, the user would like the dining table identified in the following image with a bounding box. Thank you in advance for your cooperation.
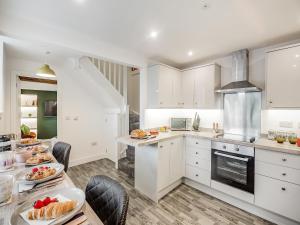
[0,151,103,225]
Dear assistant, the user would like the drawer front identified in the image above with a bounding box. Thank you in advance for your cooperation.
[186,155,211,171]
[186,165,211,186]
[186,146,210,159]
[256,149,300,170]
[186,137,211,149]
[255,174,300,222]
[256,161,300,185]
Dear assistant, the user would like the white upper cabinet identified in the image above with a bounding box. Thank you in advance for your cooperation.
[0,41,4,113]
[147,64,182,108]
[182,64,221,109]
[266,44,300,108]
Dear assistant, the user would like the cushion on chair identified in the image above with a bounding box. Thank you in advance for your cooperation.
[85,175,129,225]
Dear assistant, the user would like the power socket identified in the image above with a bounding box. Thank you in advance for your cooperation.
[279,121,293,128]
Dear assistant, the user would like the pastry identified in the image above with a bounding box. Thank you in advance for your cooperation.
[28,200,77,220]
[26,166,56,181]
[131,129,148,138]
[26,153,53,165]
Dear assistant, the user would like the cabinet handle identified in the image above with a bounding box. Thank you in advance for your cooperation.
[195,162,199,165]
[223,145,226,149]
[196,152,199,155]
[281,187,286,191]
[196,142,199,145]
[282,173,287,176]
[235,147,239,152]
[159,145,163,148]
[170,142,174,145]
[160,102,163,105]
[269,100,273,104]
[282,158,287,162]
[195,174,199,177]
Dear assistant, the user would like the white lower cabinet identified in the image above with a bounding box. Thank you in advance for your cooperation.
[157,138,184,191]
[185,137,211,186]
[255,174,300,222]
[255,149,300,222]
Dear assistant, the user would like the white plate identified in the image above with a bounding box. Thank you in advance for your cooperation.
[10,187,85,225]
[20,163,64,184]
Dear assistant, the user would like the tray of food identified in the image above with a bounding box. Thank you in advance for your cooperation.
[17,139,42,148]
[10,188,85,225]
[19,163,64,185]
[130,129,156,139]
[25,153,54,167]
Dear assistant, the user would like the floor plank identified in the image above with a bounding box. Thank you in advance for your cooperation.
[68,159,275,225]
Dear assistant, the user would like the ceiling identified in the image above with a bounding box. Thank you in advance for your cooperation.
[1,0,300,68]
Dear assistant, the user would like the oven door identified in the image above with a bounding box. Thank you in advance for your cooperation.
[211,149,254,193]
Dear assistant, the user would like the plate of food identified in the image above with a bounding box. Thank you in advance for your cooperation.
[17,139,41,148]
[130,129,156,139]
[20,163,64,185]
[10,188,85,225]
[26,153,54,167]
[30,145,49,155]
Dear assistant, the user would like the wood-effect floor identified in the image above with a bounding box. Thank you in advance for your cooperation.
[68,159,275,225]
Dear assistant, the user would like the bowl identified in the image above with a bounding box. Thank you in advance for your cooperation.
[15,149,32,163]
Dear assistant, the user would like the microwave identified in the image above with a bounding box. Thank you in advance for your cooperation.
[170,118,192,131]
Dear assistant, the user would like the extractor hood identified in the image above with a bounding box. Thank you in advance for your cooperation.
[216,49,262,93]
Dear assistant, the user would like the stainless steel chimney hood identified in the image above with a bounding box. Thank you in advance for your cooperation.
[216,49,262,93]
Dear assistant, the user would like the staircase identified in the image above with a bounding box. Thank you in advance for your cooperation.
[129,110,140,133]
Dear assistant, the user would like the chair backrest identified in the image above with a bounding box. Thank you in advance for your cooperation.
[52,142,71,172]
[85,175,129,225]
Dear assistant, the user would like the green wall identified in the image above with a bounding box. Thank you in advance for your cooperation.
[21,89,57,139]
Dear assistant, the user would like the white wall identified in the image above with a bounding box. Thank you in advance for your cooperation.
[4,57,119,166]
[144,39,300,135]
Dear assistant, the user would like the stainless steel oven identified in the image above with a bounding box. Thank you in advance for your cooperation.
[211,141,254,193]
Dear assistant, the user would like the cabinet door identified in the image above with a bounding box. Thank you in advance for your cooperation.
[157,141,170,191]
[267,45,300,108]
[172,70,183,108]
[170,138,184,183]
[194,65,218,108]
[158,66,175,108]
[181,70,195,108]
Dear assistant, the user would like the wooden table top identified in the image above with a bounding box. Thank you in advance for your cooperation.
[0,158,103,225]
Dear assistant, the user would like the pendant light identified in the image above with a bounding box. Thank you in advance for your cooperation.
[36,51,56,78]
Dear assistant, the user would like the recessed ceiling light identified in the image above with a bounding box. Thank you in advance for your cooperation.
[296,54,300,58]
[75,0,85,4]
[292,64,297,68]
[149,31,158,39]
[188,51,193,56]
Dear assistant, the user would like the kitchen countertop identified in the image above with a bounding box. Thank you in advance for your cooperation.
[117,130,300,155]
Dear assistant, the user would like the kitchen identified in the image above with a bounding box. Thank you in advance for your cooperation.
[118,44,300,225]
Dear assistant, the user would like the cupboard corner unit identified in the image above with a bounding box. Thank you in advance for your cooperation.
[182,64,221,109]
[147,63,221,109]
[266,43,300,108]
[147,64,182,108]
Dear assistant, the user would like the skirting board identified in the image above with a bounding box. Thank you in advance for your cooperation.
[184,178,299,225]
[69,153,107,167]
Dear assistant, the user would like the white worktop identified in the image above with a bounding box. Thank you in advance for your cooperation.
[117,130,300,155]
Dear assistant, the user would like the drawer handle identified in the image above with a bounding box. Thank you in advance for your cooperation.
[282,158,287,162]
[282,173,287,176]
[159,146,163,148]
[235,147,239,152]
[196,142,199,144]
[196,152,199,155]
[170,142,174,145]
[281,187,286,191]
[196,162,199,165]
[223,145,226,149]
[195,174,199,177]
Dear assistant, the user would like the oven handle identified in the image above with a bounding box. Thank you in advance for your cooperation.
[214,151,249,162]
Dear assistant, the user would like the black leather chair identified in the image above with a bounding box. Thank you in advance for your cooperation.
[52,142,71,172]
[85,175,129,225]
